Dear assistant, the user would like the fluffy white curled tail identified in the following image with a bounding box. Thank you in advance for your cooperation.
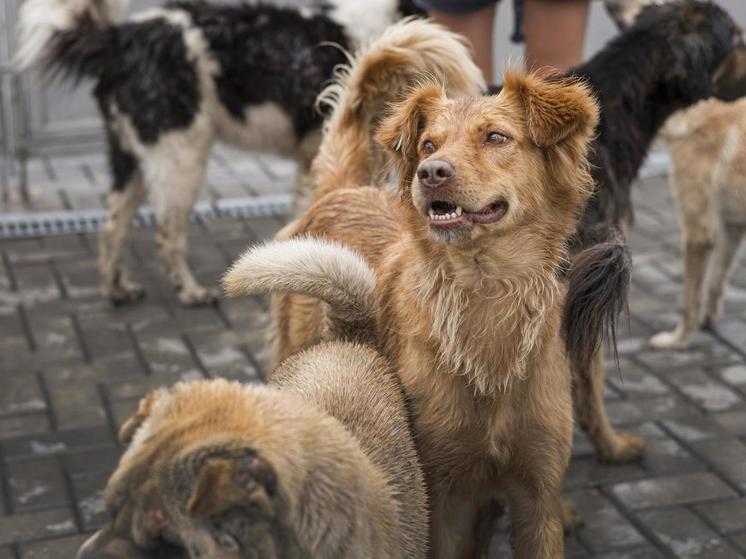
[223,237,376,341]
[15,0,126,70]
[312,17,486,198]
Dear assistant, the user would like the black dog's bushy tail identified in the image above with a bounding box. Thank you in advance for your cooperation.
[564,229,631,372]
[15,0,122,81]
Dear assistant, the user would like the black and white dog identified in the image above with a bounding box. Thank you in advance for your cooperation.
[17,0,419,305]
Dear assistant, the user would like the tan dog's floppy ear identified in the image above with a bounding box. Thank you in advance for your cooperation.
[502,70,599,148]
[118,390,162,444]
[376,82,446,189]
[188,452,277,518]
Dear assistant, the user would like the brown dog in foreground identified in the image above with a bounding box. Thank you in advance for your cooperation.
[225,25,608,555]
[77,339,428,559]
[649,97,746,350]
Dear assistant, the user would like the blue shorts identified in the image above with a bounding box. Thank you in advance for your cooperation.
[414,0,525,43]
[412,0,501,14]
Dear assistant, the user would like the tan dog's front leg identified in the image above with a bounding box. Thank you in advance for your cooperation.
[429,496,485,559]
[504,481,564,559]
[574,348,644,462]
[702,224,744,328]
[650,238,713,349]
[466,500,503,558]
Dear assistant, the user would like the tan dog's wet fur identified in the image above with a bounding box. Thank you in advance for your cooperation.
[77,343,428,558]
[266,70,608,557]
[650,97,746,349]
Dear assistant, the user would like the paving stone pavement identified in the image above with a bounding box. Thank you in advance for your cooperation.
[1,145,297,214]
[0,151,745,558]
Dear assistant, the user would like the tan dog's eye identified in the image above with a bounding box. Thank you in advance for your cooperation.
[487,132,508,145]
[423,140,436,154]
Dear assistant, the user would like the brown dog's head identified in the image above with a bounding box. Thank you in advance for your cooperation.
[377,71,599,246]
[77,381,299,559]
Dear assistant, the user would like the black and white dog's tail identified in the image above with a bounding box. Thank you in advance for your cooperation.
[603,0,654,30]
[223,238,377,345]
[15,0,125,79]
[312,18,485,197]
[564,228,631,372]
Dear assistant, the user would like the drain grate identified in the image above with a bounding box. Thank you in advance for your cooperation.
[0,194,292,238]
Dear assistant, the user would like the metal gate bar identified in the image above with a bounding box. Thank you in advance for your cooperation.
[0,194,292,238]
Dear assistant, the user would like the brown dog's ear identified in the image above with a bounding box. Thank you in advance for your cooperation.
[118,391,163,444]
[376,82,446,188]
[502,70,599,148]
[187,452,277,518]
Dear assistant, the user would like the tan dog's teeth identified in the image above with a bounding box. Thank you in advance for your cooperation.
[455,207,462,216]
[429,209,436,219]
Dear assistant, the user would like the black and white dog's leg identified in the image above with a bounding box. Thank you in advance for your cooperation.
[143,141,216,306]
[99,172,147,305]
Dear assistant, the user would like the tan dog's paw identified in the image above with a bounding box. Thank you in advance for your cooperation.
[649,328,689,350]
[600,432,645,463]
[561,500,582,533]
[178,286,220,307]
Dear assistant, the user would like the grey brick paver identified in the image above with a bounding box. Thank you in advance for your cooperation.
[63,447,122,479]
[2,427,113,462]
[634,344,742,371]
[72,472,110,532]
[667,368,744,412]
[595,547,667,559]
[691,438,746,491]
[635,423,702,476]
[0,415,50,440]
[0,508,77,545]
[637,508,744,559]
[713,410,746,436]
[569,489,646,552]
[1,154,746,555]
[731,534,746,555]
[695,498,746,534]
[19,534,89,559]
[611,472,736,510]
[661,414,727,442]
[7,457,68,512]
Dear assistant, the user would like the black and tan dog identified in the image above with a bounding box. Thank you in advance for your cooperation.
[557,0,746,463]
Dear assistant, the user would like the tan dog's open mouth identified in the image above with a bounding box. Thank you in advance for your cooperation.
[427,199,508,229]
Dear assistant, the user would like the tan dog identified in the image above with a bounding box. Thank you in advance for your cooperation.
[225,62,600,559]
[649,97,746,349]
[77,338,428,559]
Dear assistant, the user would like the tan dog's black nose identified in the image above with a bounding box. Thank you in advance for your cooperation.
[417,160,455,189]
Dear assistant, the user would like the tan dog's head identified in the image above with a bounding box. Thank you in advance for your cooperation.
[377,70,599,247]
[78,381,300,559]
